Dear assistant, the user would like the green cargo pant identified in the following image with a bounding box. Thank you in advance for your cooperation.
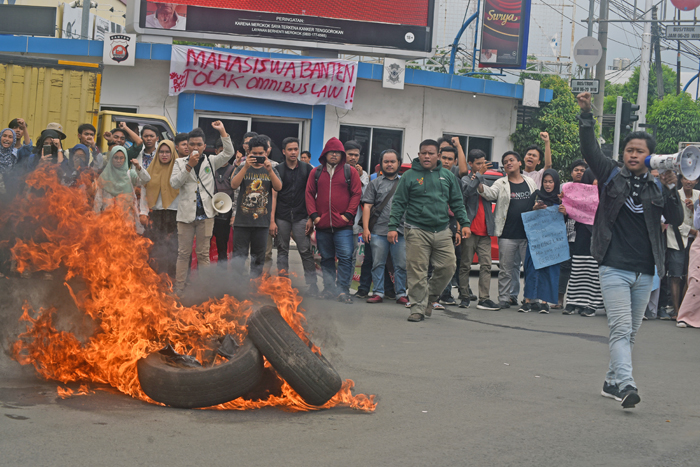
[405,227,456,315]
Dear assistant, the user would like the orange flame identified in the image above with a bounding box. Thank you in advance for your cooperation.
[5,166,376,412]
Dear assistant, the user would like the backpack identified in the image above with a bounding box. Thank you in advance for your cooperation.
[314,163,352,193]
[603,165,662,191]
[277,160,311,183]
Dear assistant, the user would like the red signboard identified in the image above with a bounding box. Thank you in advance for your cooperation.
[479,0,531,69]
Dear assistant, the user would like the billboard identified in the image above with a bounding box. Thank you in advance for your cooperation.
[127,0,437,59]
[479,0,531,69]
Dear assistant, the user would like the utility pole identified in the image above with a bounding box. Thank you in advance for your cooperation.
[81,0,91,40]
[636,0,654,128]
[593,0,608,122]
[586,0,595,79]
[677,10,682,95]
[652,6,664,100]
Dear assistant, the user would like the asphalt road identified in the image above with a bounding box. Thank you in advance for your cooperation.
[1,255,699,467]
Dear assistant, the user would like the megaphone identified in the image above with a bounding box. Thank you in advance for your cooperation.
[212,192,232,214]
[645,145,700,181]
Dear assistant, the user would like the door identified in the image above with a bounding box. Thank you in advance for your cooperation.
[251,118,302,164]
[195,113,251,154]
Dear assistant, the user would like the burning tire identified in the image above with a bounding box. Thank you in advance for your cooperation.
[137,338,264,409]
[246,306,342,406]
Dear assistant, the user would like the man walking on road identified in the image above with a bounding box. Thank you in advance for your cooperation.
[306,137,363,303]
[576,92,683,408]
[362,149,408,305]
[273,137,318,294]
[388,139,471,322]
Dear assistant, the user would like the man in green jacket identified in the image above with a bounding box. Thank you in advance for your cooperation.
[388,139,471,322]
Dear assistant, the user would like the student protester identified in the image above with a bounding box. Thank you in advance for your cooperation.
[174,133,190,159]
[8,118,32,161]
[94,146,150,233]
[272,137,318,293]
[521,132,553,187]
[554,159,588,310]
[519,169,565,313]
[63,124,103,170]
[478,151,537,309]
[676,198,700,328]
[58,143,92,187]
[135,124,160,173]
[0,128,16,197]
[576,92,683,408]
[306,137,363,303]
[344,140,371,298]
[211,138,236,265]
[563,168,605,317]
[140,140,180,277]
[388,139,470,322]
[662,175,700,319]
[32,125,67,169]
[255,135,280,276]
[230,135,282,279]
[459,149,499,310]
[436,145,461,306]
[170,121,233,295]
[235,131,258,166]
[103,122,144,164]
[438,136,469,177]
[300,150,312,165]
[362,149,408,305]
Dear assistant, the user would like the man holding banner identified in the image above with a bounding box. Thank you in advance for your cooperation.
[577,92,684,409]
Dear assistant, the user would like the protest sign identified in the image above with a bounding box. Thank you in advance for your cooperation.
[561,182,598,225]
[169,45,358,109]
[521,206,570,269]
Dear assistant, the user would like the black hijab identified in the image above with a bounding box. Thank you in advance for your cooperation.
[535,168,561,206]
[581,168,597,185]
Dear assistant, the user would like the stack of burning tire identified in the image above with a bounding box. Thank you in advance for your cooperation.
[137,306,342,409]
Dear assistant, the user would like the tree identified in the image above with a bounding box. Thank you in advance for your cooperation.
[510,75,582,180]
[646,93,700,154]
[607,64,677,105]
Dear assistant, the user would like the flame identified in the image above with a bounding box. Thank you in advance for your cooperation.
[5,166,376,412]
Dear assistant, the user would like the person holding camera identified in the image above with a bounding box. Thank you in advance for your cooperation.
[169,121,234,295]
[576,92,683,409]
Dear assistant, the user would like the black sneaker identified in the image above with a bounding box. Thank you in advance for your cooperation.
[601,382,622,401]
[498,301,511,309]
[539,303,550,314]
[354,290,369,299]
[440,295,457,306]
[657,307,672,320]
[477,299,500,311]
[619,385,641,408]
[518,303,531,313]
[458,298,470,308]
[530,302,541,312]
[580,307,596,317]
[468,289,477,301]
[510,297,519,306]
[563,304,576,315]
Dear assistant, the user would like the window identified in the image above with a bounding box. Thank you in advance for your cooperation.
[444,134,494,161]
[339,125,403,175]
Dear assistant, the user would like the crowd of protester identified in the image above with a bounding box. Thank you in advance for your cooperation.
[2,94,700,407]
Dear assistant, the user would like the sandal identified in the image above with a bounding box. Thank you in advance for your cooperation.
[407,312,424,322]
[337,293,353,304]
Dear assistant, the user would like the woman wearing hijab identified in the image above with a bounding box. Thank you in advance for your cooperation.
[564,168,605,317]
[0,128,16,196]
[139,140,180,277]
[519,169,566,313]
[58,143,91,187]
[95,146,151,233]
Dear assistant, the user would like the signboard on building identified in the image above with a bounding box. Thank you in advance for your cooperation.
[478,0,531,68]
[168,45,358,109]
[127,0,438,59]
[571,79,600,94]
[103,33,136,66]
[665,25,700,40]
[383,58,406,90]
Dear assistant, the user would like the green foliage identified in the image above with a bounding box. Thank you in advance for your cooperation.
[646,93,700,154]
[510,75,582,181]
[605,65,677,104]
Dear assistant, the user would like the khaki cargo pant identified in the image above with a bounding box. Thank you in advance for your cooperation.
[175,218,214,292]
[405,227,456,315]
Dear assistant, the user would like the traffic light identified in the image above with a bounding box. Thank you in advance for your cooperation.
[620,101,640,130]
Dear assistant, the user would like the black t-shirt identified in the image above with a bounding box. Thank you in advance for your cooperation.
[500,180,535,239]
[602,191,655,275]
[233,165,279,228]
[275,161,312,223]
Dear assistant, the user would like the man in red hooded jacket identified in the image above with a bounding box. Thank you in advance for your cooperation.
[306,137,363,303]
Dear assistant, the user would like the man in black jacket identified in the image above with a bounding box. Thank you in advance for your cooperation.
[577,92,684,409]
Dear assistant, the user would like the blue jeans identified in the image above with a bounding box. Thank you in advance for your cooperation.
[370,234,407,298]
[316,229,355,295]
[598,265,654,390]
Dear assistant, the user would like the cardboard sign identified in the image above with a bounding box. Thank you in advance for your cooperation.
[561,182,598,225]
[521,206,570,269]
[169,45,358,109]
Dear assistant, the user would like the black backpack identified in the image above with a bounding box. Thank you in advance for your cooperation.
[314,163,352,193]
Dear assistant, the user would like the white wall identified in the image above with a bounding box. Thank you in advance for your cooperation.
[100,60,179,127]
[323,79,517,160]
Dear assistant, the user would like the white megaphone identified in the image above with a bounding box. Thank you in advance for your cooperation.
[645,145,700,181]
[212,192,232,214]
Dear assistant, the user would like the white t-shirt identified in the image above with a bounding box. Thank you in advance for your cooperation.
[145,13,186,30]
[522,168,544,188]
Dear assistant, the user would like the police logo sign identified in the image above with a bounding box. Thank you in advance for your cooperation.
[103,33,136,66]
[383,58,406,90]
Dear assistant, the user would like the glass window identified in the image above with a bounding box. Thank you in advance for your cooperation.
[442,133,493,161]
[340,125,403,175]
